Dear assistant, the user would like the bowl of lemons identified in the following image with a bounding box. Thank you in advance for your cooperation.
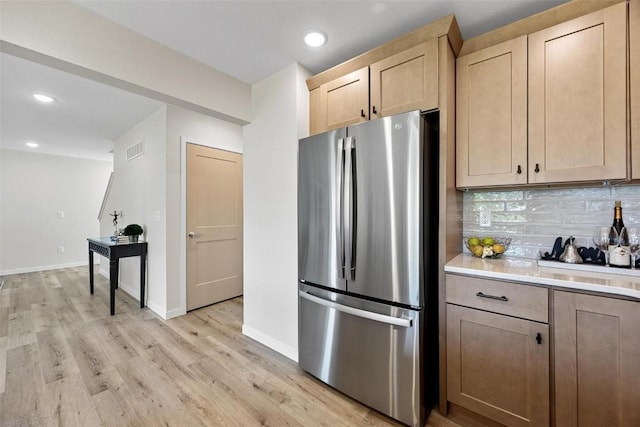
[465,236,511,258]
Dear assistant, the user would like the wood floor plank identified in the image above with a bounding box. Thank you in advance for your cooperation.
[189,356,305,427]
[64,324,122,396]
[0,343,48,426]
[0,307,10,337]
[143,341,238,426]
[36,326,80,384]
[42,373,103,426]
[143,317,208,366]
[91,386,147,427]
[113,356,203,426]
[100,322,141,363]
[9,283,31,314]
[31,302,62,333]
[71,295,111,323]
[0,336,7,394]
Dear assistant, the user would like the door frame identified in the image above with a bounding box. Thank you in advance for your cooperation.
[179,136,243,316]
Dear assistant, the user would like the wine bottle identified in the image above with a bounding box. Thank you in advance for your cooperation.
[609,200,631,268]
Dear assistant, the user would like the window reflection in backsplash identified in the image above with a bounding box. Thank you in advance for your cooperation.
[462,185,640,259]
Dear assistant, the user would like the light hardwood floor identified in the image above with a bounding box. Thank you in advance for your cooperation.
[0,266,452,427]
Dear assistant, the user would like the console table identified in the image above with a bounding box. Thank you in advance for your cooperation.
[88,237,147,315]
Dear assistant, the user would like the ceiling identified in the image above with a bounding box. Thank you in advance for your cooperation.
[0,52,163,162]
[74,0,569,85]
[1,0,569,161]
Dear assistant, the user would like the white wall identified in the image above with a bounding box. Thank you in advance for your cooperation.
[242,63,311,361]
[165,104,243,318]
[100,106,167,313]
[0,149,112,274]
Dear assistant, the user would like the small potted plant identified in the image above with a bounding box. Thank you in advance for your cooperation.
[123,224,143,243]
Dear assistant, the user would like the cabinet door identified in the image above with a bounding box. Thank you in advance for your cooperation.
[318,67,369,132]
[631,0,640,179]
[528,3,627,184]
[369,40,438,119]
[456,36,527,188]
[447,304,549,426]
[554,291,640,426]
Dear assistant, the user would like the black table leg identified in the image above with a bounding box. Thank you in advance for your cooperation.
[89,250,94,294]
[140,246,147,308]
[109,258,118,315]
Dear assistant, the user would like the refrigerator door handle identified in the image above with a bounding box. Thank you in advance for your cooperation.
[349,138,357,281]
[343,137,352,282]
[337,138,345,279]
[299,290,412,328]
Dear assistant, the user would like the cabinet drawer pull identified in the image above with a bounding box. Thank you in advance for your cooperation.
[517,165,522,174]
[476,292,509,302]
[360,109,366,118]
[534,163,540,173]
[536,332,542,345]
[372,106,378,115]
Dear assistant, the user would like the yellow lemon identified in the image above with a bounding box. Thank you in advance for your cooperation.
[470,245,484,257]
[492,243,505,254]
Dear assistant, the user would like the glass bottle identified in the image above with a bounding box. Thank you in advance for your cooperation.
[609,200,630,268]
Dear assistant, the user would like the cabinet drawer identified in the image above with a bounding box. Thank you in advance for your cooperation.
[446,274,548,323]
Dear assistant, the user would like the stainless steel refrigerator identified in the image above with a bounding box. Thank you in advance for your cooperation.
[298,110,439,427]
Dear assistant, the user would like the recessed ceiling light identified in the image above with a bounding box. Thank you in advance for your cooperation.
[304,30,327,47]
[33,93,55,103]
[25,142,39,148]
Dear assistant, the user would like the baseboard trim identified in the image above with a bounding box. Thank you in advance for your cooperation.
[242,324,298,362]
[0,260,93,276]
[165,307,186,320]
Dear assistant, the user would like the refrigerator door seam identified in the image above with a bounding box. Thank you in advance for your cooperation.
[299,290,413,327]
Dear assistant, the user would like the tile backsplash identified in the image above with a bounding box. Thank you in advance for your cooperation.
[463,185,640,259]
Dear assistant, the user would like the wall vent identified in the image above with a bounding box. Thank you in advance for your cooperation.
[126,140,145,161]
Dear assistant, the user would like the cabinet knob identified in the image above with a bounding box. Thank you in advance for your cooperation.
[517,165,522,174]
[535,163,540,173]
[360,109,366,118]
[372,106,378,115]
[536,333,542,345]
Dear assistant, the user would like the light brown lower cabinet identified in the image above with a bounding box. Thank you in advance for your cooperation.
[447,304,549,426]
[553,291,640,426]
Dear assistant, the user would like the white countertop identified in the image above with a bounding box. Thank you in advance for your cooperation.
[445,254,640,301]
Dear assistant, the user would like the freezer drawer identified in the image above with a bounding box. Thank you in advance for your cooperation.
[298,287,424,427]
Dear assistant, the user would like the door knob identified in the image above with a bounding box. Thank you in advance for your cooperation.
[188,232,195,238]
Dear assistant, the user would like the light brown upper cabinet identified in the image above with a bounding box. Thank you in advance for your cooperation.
[316,67,369,133]
[456,2,628,188]
[554,291,640,426]
[456,36,527,188]
[528,2,627,184]
[309,38,444,135]
[631,0,640,179]
[369,40,438,119]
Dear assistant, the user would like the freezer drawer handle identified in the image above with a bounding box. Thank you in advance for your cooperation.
[299,291,412,328]
[476,292,509,302]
